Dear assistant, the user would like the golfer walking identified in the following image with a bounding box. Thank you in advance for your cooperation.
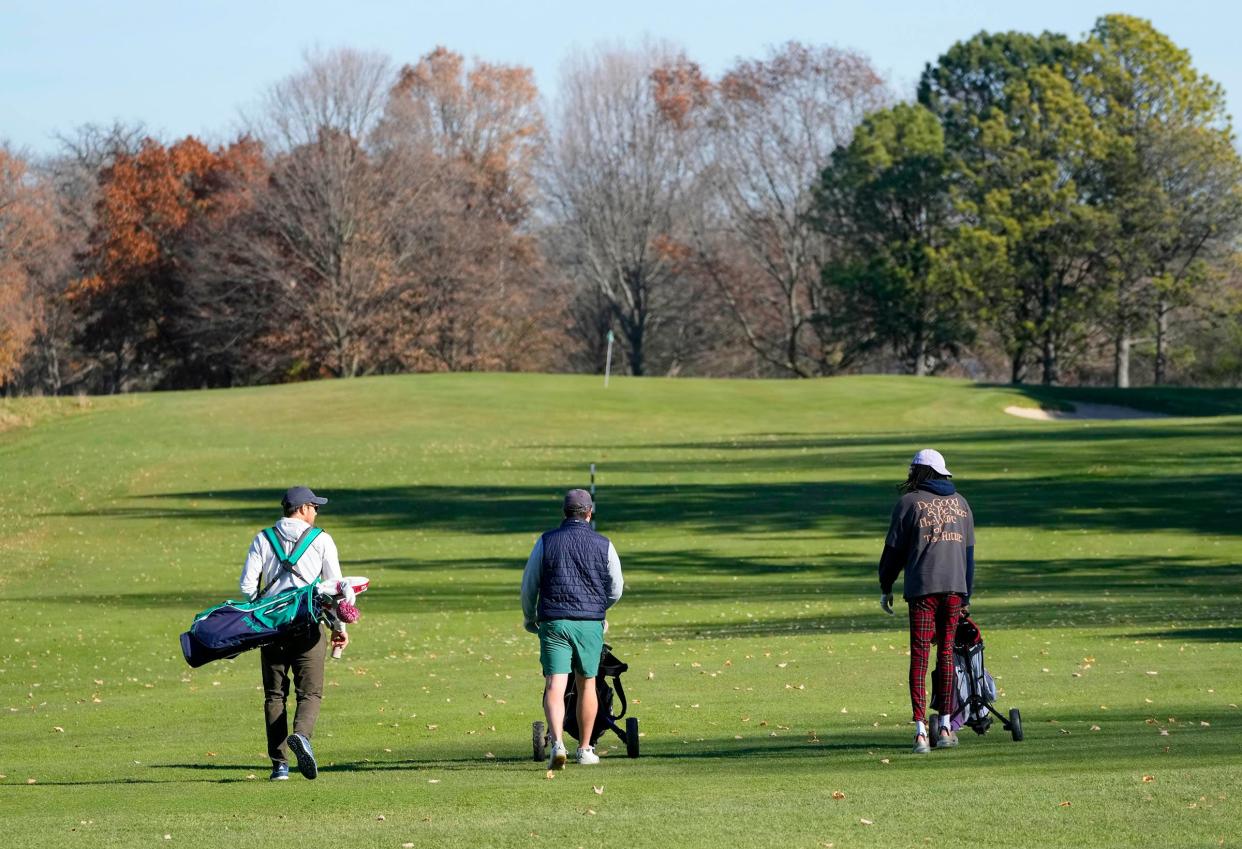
[521,489,623,769]
[239,486,349,780]
[878,450,975,754]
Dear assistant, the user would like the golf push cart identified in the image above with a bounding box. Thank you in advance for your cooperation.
[950,614,1023,741]
[532,643,640,759]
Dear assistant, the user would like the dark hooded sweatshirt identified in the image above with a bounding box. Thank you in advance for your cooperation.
[878,479,975,600]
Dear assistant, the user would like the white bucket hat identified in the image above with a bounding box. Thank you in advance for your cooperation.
[911,448,952,477]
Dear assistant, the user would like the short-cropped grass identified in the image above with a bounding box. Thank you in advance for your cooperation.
[1,374,1239,848]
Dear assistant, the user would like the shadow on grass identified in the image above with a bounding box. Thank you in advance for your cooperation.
[54,458,1242,540]
[996,384,1242,418]
[1125,625,1242,642]
[34,559,1241,637]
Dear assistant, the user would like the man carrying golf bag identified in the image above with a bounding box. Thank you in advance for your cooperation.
[239,486,348,781]
[521,489,624,769]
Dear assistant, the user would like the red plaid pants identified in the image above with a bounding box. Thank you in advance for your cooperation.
[907,593,961,723]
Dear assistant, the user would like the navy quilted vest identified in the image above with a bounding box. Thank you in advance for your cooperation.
[538,518,611,621]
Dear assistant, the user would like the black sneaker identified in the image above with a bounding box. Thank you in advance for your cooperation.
[269,763,290,781]
[287,733,318,779]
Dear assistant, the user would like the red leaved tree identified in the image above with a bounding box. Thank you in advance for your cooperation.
[72,136,264,391]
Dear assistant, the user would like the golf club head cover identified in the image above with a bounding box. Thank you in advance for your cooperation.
[336,600,361,623]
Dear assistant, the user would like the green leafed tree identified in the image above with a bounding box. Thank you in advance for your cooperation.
[920,32,1111,384]
[1081,14,1242,386]
[813,103,995,374]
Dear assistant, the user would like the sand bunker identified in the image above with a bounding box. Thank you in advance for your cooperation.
[1004,403,1168,421]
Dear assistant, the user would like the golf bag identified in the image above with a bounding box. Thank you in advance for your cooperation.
[942,614,1023,741]
[180,580,323,668]
[533,643,641,759]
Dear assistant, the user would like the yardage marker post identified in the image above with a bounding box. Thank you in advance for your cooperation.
[589,463,596,529]
[604,330,614,388]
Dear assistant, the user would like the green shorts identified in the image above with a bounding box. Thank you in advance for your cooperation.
[538,619,604,678]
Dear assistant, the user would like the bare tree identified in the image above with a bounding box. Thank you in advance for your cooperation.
[671,43,890,377]
[209,48,427,378]
[540,42,700,376]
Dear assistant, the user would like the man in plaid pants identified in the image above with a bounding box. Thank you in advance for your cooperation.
[878,449,975,754]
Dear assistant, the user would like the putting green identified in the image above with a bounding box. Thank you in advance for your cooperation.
[1,374,1239,848]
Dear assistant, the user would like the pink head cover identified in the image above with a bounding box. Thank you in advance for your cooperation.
[335,600,361,623]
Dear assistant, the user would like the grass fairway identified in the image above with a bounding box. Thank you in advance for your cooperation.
[1,373,1240,849]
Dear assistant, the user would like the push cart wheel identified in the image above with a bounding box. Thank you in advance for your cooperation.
[533,721,547,761]
[1009,708,1023,742]
[625,717,640,758]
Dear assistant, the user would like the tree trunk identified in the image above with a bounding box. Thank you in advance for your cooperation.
[1041,330,1058,386]
[1153,297,1170,384]
[627,323,645,376]
[912,332,929,377]
[1114,330,1131,389]
[1010,347,1027,384]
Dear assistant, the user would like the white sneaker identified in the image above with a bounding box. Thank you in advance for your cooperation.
[547,740,567,770]
[576,745,600,765]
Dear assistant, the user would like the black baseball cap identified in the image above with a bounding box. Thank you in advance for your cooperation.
[282,486,328,510]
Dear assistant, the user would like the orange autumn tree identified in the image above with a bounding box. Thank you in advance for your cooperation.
[0,148,59,386]
[73,136,264,392]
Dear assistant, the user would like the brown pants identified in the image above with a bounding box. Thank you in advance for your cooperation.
[261,625,326,765]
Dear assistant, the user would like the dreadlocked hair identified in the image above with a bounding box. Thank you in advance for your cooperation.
[900,463,947,494]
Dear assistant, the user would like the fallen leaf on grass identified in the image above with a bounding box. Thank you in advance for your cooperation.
[1090,725,1101,732]
[245,774,256,780]
[1200,721,1210,727]
[593,785,604,795]
[545,770,557,780]
[52,726,64,733]
[377,815,386,821]
[880,758,891,765]
[1159,729,1170,736]
[585,809,596,816]
[403,843,415,848]
[1058,801,1071,807]
[1142,775,1155,783]
[831,791,846,800]
[26,778,36,784]
[859,818,874,826]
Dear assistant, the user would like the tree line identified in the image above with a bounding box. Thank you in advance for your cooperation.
[2,14,1241,394]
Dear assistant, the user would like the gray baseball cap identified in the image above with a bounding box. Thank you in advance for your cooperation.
[282,486,328,510]
[563,488,594,513]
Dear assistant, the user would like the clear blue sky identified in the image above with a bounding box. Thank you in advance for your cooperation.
[1,0,1238,155]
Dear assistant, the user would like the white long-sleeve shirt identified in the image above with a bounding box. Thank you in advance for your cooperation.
[521,535,623,626]
[239,517,346,632]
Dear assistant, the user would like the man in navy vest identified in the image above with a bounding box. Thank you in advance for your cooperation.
[521,489,624,768]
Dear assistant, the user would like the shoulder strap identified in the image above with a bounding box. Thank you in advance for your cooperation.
[287,527,323,566]
[262,527,287,562]
[257,526,323,597]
